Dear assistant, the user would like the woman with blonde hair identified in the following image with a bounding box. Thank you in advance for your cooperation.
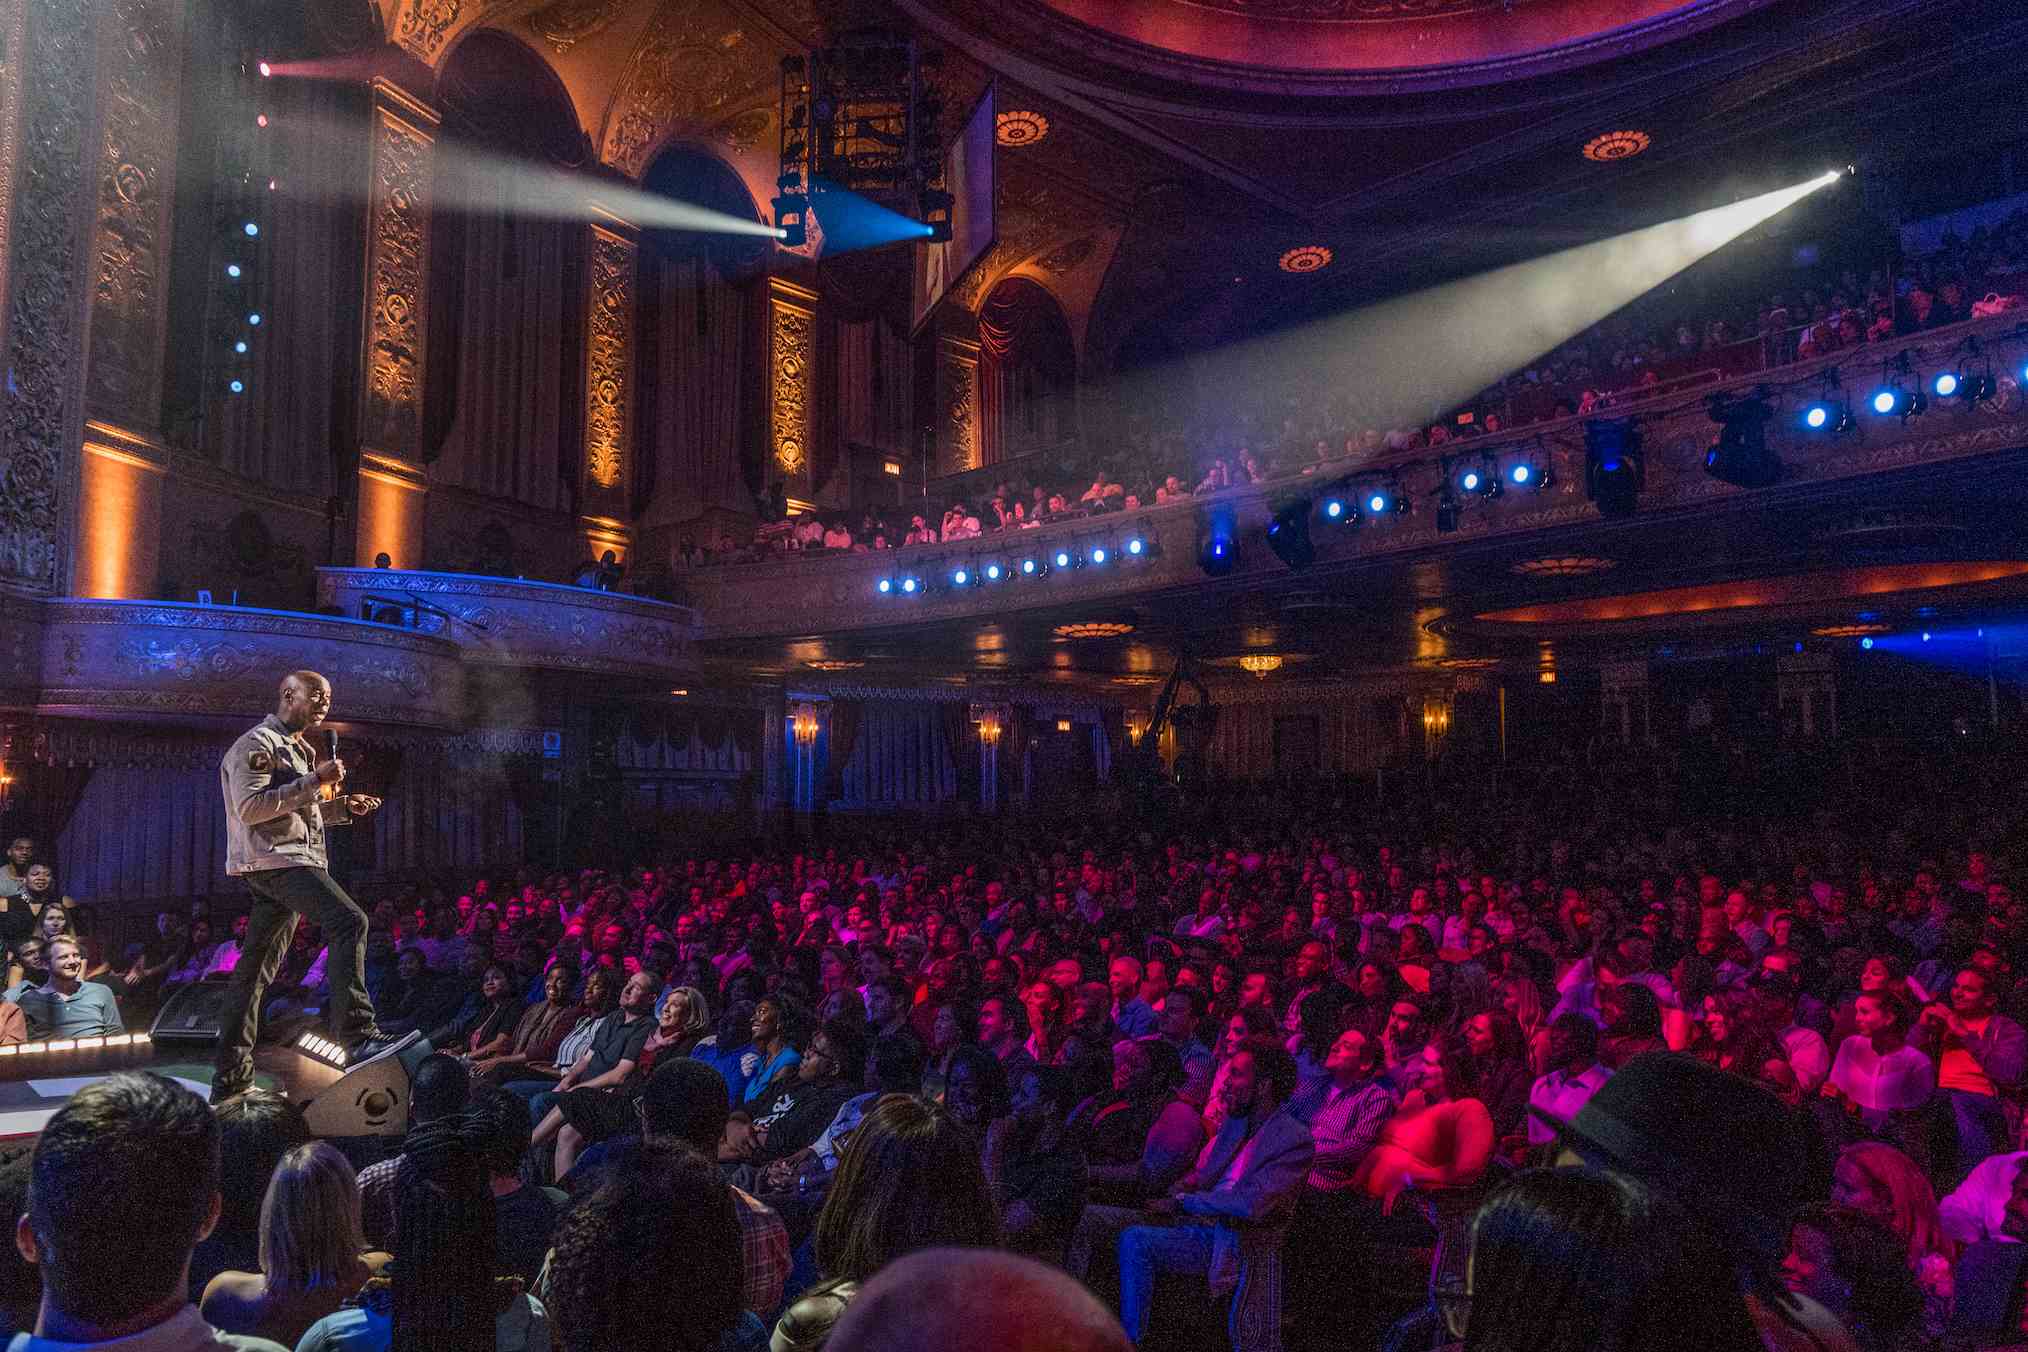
[201,1141,386,1347]
[1500,975,1552,1075]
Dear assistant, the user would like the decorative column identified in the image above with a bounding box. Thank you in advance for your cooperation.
[354,77,437,569]
[766,276,818,508]
[73,0,183,599]
[973,704,1003,813]
[1777,651,1836,738]
[1600,661,1650,741]
[0,0,94,594]
[935,332,981,477]
[580,209,636,563]
[758,685,788,828]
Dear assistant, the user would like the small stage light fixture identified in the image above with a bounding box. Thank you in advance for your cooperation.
[1265,497,1316,570]
[1197,503,1238,577]
[983,561,1004,582]
[1089,542,1110,566]
[1584,418,1643,518]
[1704,390,1779,487]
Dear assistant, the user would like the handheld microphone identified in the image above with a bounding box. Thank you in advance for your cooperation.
[325,730,339,764]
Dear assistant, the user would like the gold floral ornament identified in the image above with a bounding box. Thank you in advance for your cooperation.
[1811,623,1890,638]
[1583,131,1652,163]
[803,659,865,670]
[995,111,1049,147]
[1238,654,1283,677]
[1278,246,1332,274]
[1052,622,1135,640]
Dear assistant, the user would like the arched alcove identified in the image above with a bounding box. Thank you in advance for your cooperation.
[421,29,590,561]
[979,276,1078,465]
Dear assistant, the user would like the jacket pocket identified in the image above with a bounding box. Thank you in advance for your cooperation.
[253,813,307,847]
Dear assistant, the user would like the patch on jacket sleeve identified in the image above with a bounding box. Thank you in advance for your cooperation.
[248,749,272,773]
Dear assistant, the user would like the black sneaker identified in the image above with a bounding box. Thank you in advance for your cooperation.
[345,1028,423,1069]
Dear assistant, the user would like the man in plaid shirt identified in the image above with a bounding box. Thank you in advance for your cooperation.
[1282,1029,1400,1322]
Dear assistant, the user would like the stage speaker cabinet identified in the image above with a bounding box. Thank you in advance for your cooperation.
[150,981,236,1045]
[304,1036,435,1138]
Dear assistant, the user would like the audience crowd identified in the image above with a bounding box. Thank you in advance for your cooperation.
[7,739,2028,1350]
[678,204,2028,572]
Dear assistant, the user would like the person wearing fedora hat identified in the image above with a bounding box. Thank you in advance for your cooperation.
[1532,1051,1860,1352]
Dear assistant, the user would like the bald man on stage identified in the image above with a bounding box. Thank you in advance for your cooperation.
[212,670,406,1104]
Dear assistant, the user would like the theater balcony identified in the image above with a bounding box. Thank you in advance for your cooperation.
[681,312,2028,662]
[35,600,463,731]
[316,569,699,683]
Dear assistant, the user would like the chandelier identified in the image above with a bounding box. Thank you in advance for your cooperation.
[1238,654,1284,678]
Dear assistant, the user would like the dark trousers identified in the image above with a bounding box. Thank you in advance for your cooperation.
[213,865,375,1096]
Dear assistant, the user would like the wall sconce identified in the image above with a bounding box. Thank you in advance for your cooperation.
[791,707,821,746]
[977,714,1002,745]
[1055,718,1073,733]
[1125,715,1149,746]
[1421,699,1452,739]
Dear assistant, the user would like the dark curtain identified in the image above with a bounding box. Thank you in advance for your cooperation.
[825,700,863,800]
[23,764,97,848]
[941,702,974,805]
[999,706,1030,798]
[731,709,760,759]
[695,709,732,752]
[421,206,465,462]
[1101,708,1127,765]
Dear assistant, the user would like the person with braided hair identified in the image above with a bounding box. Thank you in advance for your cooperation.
[295,1114,550,1352]
[540,1137,757,1352]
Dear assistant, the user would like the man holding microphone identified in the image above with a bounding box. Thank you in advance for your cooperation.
[212,669,408,1104]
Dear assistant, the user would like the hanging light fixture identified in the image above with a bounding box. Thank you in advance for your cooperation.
[1238,654,1284,678]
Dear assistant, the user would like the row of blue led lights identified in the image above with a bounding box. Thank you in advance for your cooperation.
[876,527,1161,597]
[1799,349,2019,432]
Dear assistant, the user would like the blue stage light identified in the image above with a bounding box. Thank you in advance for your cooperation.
[877,578,892,595]
[1804,404,1828,429]
[1860,637,1874,649]
[228,379,244,394]
[1054,548,1072,569]
[1090,545,1108,565]
[248,313,262,325]
[1933,371,1960,398]
[1126,536,1144,556]
[1871,388,1900,416]
[900,576,919,595]
[234,341,248,354]
[226,263,242,279]
[951,566,969,587]
[984,562,1003,581]
[1367,492,1388,514]
[243,221,259,237]
[1322,498,1345,520]
[1509,463,1532,486]
[1460,469,1481,492]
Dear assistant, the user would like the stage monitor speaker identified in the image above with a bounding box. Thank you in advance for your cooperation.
[303,1035,434,1138]
[150,981,235,1044]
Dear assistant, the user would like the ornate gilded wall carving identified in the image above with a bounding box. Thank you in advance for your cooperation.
[530,0,631,53]
[583,221,635,497]
[936,335,981,475]
[767,280,816,480]
[359,82,437,463]
[396,0,464,60]
[0,0,24,375]
[599,0,778,179]
[86,0,183,427]
[0,0,91,593]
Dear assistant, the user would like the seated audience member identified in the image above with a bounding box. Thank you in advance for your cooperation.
[0,1149,37,1338]
[297,1115,549,1352]
[467,1089,561,1286]
[4,935,48,1004]
[15,938,123,1040]
[526,968,658,1164]
[1464,1167,1768,1352]
[1781,1204,1923,1352]
[1597,982,1668,1069]
[985,1065,1089,1264]
[1078,1040,1204,1206]
[18,1072,290,1350]
[1202,1007,1280,1137]
[1282,1028,1400,1307]
[1914,965,2027,1173]
[0,985,22,1045]
[1380,995,1436,1095]
[976,992,1035,1075]
[1114,1041,1314,1347]
[1056,985,1119,1072]
[758,1032,926,1211]
[1938,1147,2028,1244]
[200,1143,384,1348]
[1108,957,1158,1040]
[189,1091,312,1304]
[566,1057,789,1319]
[469,964,582,1085]
[500,965,616,1101]
[1353,1039,1496,1212]
[1532,1052,1864,1352]
[1695,989,1778,1077]
[771,1095,999,1351]
[358,1053,473,1248]
[747,1018,867,1169]
[744,994,809,1105]
[693,997,760,1102]
[1831,1143,1955,1341]
[1461,1009,1531,1138]
[1525,1014,1613,1146]
[433,962,527,1062]
[824,1249,1129,1352]
[542,1137,755,1352]
[938,1043,1008,1140]
[1822,988,1934,1152]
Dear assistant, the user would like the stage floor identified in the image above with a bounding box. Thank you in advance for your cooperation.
[0,1042,344,1139]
